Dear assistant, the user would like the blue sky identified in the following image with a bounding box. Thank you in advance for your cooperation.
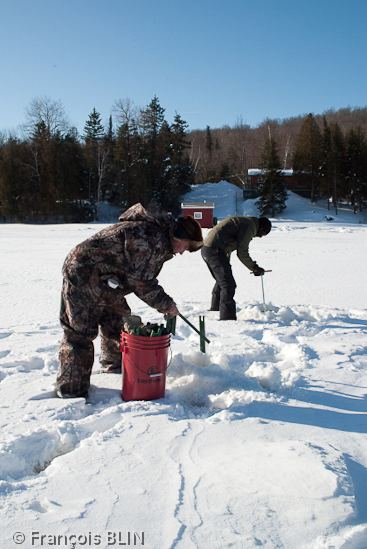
[1,0,367,135]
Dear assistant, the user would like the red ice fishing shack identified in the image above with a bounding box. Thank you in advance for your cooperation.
[180,201,215,229]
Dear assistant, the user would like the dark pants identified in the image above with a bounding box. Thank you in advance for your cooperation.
[201,246,237,320]
[56,279,131,397]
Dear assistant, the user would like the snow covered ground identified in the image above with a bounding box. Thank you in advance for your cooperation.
[1,186,367,549]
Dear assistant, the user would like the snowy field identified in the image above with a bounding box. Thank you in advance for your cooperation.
[1,186,367,549]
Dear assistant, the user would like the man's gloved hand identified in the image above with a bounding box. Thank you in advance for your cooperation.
[164,302,180,319]
[252,266,265,276]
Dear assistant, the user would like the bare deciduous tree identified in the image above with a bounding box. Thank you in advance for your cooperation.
[24,96,70,137]
[95,142,110,220]
[112,98,140,130]
[283,134,292,169]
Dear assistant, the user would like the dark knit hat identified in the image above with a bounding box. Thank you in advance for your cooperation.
[258,217,272,236]
[173,216,203,252]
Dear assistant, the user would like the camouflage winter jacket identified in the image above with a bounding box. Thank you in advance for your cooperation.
[62,203,176,313]
[203,216,260,270]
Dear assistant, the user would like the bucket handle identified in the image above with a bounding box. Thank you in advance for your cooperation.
[122,346,172,378]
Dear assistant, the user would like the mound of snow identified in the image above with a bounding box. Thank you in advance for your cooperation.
[183,180,367,225]
[184,180,246,220]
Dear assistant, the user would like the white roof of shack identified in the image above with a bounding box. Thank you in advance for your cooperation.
[248,169,294,176]
[181,202,215,209]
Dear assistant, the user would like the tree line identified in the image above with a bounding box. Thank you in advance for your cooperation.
[0,96,193,221]
[293,114,367,212]
[1,99,367,222]
[190,109,367,214]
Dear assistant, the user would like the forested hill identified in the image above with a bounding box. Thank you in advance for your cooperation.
[188,106,367,184]
[1,99,366,223]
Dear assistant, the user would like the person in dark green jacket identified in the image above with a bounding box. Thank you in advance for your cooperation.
[201,216,271,320]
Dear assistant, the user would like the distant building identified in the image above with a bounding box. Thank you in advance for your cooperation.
[181,201,215,228]
[246,169,311,198]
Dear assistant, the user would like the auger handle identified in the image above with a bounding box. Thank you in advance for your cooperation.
[179,314,210,344]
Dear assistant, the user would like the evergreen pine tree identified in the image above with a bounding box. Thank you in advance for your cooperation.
[139,96,166,206]
[344,126,367,212]
[106,115,114,143]
[345,128,359,212]
[292,113,322,202]
[0,137,30,221]
[329,122,346,214]
[83,108,105,142]
[319,116,333,207]
[206,126,213,156]
[256,137,288,217]
[166,113,194,215]
[83,109,108,217]
[101,115,117,204]
[150,120,172,210]
[345,126,367,213]
[56,131,89,221]
[204,125,216,182]
[140,96,165,140]
[29,120,59,221]
[114,118,142,208]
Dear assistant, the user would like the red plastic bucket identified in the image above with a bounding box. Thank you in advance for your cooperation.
[121,332,171,401]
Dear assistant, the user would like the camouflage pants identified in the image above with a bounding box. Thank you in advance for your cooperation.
[56,279,131,397]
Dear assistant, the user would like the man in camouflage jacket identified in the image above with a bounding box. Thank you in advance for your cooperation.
[56,203,203,398]
[201,216,271,320]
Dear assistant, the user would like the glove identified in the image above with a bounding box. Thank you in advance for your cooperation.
[252,266,265,276]
[164,302,180,319]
